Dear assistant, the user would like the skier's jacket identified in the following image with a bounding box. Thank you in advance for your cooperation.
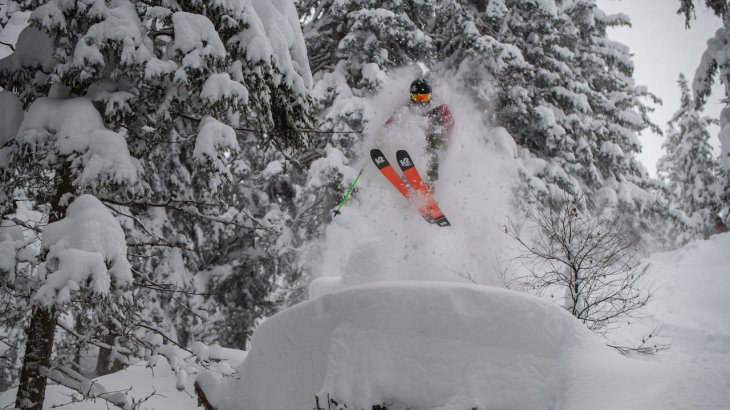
[384,100,455,147]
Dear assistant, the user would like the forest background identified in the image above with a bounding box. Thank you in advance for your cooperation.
[0,0,728,409]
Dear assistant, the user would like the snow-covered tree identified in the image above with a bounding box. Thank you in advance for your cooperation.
[0,0,315,407]
[0,90,144,408]
[680,0,730,210]
[658,74,720,237]
[439,1,659,196]
[299,0,672,250]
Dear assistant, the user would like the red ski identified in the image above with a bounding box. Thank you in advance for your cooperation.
[370,148,450,226]
[395,150,450,227]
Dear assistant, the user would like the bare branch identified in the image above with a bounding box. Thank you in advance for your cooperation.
[504,193,652,333]
[56,320,133,357]
[0,40,14,52]
[607,323,671,356]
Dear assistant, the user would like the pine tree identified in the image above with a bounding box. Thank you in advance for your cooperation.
[432,1,671,246]
[658,74,720,236]
[681,0,730,210]
[441,1,659,193]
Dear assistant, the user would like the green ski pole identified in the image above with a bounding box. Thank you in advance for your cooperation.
[333,167,364,216]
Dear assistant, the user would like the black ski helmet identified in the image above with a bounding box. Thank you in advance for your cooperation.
[410,79,431,95]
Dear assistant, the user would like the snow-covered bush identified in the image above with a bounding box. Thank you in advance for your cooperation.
[506,195,651,333]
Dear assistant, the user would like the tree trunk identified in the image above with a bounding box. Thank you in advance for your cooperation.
[15,306,57,410]
[95,333,125,376]
[16,167,74,409]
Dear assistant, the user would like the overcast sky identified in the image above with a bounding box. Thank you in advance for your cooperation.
[596,0,724,177]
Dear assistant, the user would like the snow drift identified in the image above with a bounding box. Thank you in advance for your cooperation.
[203,281,645,410]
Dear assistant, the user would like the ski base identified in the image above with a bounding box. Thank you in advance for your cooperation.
[370,148,450,227]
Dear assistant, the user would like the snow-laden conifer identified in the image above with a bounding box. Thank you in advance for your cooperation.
[0,0,316,407]
[658,74,721,237]
[682,0,730,211]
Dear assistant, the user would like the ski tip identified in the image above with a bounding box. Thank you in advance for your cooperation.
[395,150,410,162]
[395,150,415,170]
[434,216,451,227]
[422,214,450,227]
[370,149,389,169]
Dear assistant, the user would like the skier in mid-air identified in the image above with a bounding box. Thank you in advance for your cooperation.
[365,78,454,226]
[385,78,455,188]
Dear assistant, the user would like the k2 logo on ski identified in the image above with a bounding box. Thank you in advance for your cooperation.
[399,157,412,167]
[374,156,386,165]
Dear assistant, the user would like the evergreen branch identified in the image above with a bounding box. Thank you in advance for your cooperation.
[127,241,186,249]
[269,136,305,169]
[56,320,133,357]
[133,320,195,357]
[0,335,20,350]
[10,217,45,233]
[102,205,178,248]
[175,205,273,232]
[100,197,272,232]
[100,196,221,209]
[150,27,174,38]
[44,366,135,409]
[170,294,207,320]
[133,276,221,297]
[0,355,15,364]
[172,110,363,135]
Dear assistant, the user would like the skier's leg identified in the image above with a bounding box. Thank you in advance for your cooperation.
[425,132,441,186]
[426,153,439,184]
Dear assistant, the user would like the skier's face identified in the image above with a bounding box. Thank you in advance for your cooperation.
[410,93,431,104]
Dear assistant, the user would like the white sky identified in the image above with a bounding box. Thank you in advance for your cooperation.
[596,0,725,177]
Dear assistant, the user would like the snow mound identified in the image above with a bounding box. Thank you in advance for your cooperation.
[207,281,622,410]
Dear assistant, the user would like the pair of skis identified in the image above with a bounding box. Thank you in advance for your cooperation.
[370,149,450,227]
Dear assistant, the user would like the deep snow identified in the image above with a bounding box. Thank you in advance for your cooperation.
[2,233,728,409]
[204,281,666,410]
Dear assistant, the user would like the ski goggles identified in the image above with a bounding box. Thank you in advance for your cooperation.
[410,93,431,103]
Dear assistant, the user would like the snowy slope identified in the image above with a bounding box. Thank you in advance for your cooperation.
[617,232,730,409]
[205,233,730,410]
